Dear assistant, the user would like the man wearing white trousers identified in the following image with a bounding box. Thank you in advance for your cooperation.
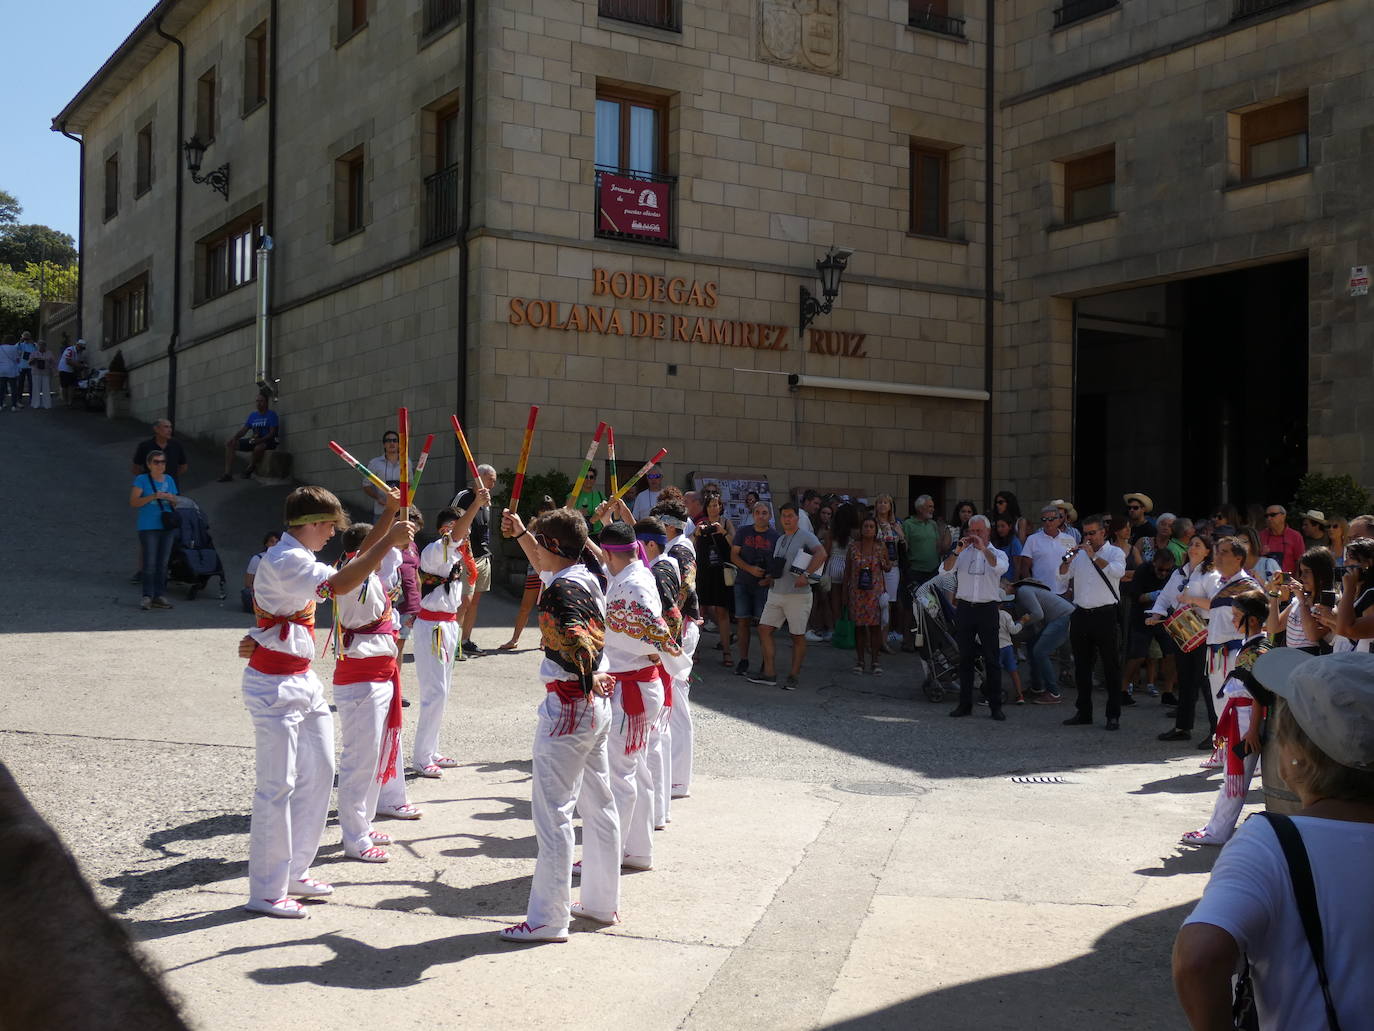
[640,516,683,829]
[655,498,701,800]
[411,499,484,778]
[237,485,413,918]
[594,520,678,870]
[331,521,422,864]
[499,506,618,943]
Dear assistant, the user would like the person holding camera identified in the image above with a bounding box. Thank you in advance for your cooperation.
[1314,536,1374,654]
[1059,515,1127,730]
[129,449,180,611]
[944,515,1010,720]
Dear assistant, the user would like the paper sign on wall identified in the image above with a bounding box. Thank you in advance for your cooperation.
[1350,266,1369,297]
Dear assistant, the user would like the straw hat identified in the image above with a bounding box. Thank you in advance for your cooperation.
[1301,510,1329,527]
[1123,492,1154,514]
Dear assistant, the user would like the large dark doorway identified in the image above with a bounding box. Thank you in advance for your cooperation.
[1073,258,1307,519]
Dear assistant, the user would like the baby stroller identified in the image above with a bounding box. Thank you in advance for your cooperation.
[910,571,983,702]
[166,498,227,601]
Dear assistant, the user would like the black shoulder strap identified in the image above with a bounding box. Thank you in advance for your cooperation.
[1259,812,1343,1030]
[1086,548,1120,602]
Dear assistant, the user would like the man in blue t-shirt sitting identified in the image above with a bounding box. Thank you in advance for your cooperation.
[218,391,280,481]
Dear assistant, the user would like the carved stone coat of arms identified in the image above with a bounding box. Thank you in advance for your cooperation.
[759,0,842,76]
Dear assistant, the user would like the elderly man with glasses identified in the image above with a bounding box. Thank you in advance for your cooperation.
[1258,505,1305,574]
[1018,504,1077,595]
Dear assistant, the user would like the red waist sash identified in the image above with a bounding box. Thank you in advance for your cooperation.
[417,608,458,623]
[247,647,312,676]
[1215,697,1257,798]
[342,613,397,651]
[332,654,403,786]
[255,602,316,640]
[333,654,398,685]
[546,679,594,737]
[610,663,665,755]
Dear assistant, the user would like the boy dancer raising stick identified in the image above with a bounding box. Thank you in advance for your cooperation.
[237,486,413,918]
[653,498,701,801]
[331,518,423,865]
[412,502,485,778]
[498,506,620,942]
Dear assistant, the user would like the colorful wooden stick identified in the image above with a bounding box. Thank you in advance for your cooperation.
[569,421,607,503]
[607,424,619,499]
[449,414,481,483]
[608,448,668,504]
[398,408,411,515]
[409,432,436,497]
[329,440,392,495]
[509,405,540,513]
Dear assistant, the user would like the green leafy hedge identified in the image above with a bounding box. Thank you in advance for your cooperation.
[1291,473,1372,519]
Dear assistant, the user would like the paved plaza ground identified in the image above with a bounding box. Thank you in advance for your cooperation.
[0,407,1239,1029]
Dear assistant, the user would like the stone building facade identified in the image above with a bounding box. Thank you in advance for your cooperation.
[55,0,1371,522]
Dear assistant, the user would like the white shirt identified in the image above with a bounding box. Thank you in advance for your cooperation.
[1021,529,1075,595]
[1057,543,1126,609]
[366,456,411,516]
[417,536,466,614]
[332,549,402,659]
[1149,563,1222,620]
[603,559,671,673]
[536,564,610,683]
[1184,815,1374,1031]
[949,544,1009,603]
[247,532,335,658]
[631,488,663,520]
[1205,569,1260,646]
[58,346,81,373]
[0,343,18,378]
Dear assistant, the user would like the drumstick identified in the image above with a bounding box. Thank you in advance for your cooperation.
[509,405,540,513]
[608,448,668,504]
[329,441,392,495]
[568,421,607,503]
[449,415,481,483]
[409,433,436,498]
[607,424,618,498]
[398,408,410,519]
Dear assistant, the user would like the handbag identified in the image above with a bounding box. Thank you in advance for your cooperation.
[831,608,855,650]
[722,564,737,587]
[1233,813,1343,1030]
[151,478,177,531]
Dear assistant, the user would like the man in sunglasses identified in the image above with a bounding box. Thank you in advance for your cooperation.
[1122,492,1156,545]
[1018,503,1076,595]
[631,469,665,519]
[1258,504,1304,574]
[364,431,410,519]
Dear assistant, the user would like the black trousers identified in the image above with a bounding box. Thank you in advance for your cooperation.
[955,600,1002,711]
[1172,646,1215,733]
[1071,605,1122,720]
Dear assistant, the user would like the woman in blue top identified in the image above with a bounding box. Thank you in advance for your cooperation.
[130,449,179,610]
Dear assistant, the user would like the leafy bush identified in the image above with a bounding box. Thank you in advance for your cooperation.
[492,466,574,520]
[1292,473,1372,519]
[0,283,38,337]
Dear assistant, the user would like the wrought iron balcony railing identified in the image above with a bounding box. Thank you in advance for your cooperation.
[1053,0,1118,27]
[909,5,967,38]
[598,0,681,33]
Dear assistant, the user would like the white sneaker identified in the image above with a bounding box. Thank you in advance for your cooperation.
[244,897,308,919]
[805,630,826,643]
[621,855,653,871]
[499,921,568,943]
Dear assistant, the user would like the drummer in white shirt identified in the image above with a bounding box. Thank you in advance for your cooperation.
[1058,514,1126,730]
[1148,536,1223,747]
[944,515,1010,721]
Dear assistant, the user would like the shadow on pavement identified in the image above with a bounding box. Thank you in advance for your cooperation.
[1133,847,1219,879]
[357,871,531,921]
[820,903,1193,1031]
[143,813,251,858]
[104,857,249,914]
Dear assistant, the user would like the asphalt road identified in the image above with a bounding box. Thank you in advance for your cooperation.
[0,405,1224,1029]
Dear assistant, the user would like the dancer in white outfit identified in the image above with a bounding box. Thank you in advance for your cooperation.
[237,485,413,918]
[411,500,484,778]
[654,498,700,800]
[498,506,619,943]
[331,520,422,864]
[1182,590,1271,846]
[639,516,683,829]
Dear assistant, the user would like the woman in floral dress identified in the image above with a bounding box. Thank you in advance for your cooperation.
[845,514,892,675]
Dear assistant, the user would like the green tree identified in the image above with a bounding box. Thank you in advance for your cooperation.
[0,224,77,272]
[23,261,78,303]
[0,189,19,226]
[0,283,38,338]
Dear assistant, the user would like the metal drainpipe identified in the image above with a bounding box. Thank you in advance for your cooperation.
[260,0,279,396]
[453,0,478,492]
[57,124,85,341]
[981,0,996,510]
[154,16,187,423]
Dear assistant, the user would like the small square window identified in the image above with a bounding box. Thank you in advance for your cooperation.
[1241,98,1307,180]
[339,0,367,39]
[105,273,149,344]
[1063,148,1115,223]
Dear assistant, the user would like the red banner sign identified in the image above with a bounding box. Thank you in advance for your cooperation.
[598,173,669,241]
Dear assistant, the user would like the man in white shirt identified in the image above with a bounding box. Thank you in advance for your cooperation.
[944,515,1009,720]
[797,490,822,535]
[1018,504,1076,593]
[57,339,86,408]
[630,470,665,519]
[1058,514,1127,730]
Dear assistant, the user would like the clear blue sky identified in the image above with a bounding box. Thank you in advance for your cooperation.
[3,2,155,240]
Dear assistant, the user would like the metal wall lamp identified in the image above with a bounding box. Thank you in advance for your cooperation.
[798,246,854,336]
[182,135,230,199]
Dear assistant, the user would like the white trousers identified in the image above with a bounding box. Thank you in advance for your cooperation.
[412,618,458,769]
[1201,705,1259,842]
[525,692,619,932]
[30,372,52,408]
[606,677,664,862]
[650,719,671,827]
[335,679,408,856]
[670,621,700,796]
[242,668,335,902]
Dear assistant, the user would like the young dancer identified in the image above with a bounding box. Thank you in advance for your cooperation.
[498,507,619,943]
[638,515,683,829]
[331,519,422,864]
[412,501,484,778]
[237,486,413,918]
[653,498,700,800]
